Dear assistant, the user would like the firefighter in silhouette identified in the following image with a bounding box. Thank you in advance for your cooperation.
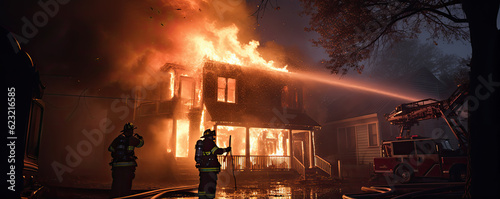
[195,129,231,199]
[108,122,144,198]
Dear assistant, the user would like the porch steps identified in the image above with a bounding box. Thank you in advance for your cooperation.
[304,167,333,181]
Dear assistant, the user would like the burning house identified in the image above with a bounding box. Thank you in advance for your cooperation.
[133,60,327,182]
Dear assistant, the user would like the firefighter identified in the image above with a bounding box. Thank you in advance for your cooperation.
[196,129,231,199]
[108,122,144,198]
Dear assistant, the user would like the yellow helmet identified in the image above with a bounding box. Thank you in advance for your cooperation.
[121,122,137,132]
[201,129,215,138]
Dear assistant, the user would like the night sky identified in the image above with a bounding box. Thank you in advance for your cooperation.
[1,0,483,83]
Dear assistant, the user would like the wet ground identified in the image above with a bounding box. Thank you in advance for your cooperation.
[37,179,366,199]
[156,180,373,199]
[36,176,462,198]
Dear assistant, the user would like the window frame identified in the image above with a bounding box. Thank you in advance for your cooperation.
[217,77,236,103]
[368,123,379,147]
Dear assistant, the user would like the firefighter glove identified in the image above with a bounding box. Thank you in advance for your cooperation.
[225,147,231,153]
[135,133,143,139]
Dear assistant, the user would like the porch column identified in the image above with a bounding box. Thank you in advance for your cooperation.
[289,128,293,168]
[312,130,316,168]
[245,126,250,170]
[309,130,313,168]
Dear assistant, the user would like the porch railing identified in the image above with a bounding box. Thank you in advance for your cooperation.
[292,156,305,180]
[217,155,291,171]
[249,156,290,170]
[218,155,245,171]
[314,155,332,177]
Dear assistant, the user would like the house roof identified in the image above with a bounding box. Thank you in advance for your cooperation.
[205,101,320,130]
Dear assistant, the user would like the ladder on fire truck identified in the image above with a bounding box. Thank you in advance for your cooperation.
[385,84,469,152]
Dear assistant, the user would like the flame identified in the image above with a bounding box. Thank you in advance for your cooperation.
[216,126,246,155]
[249,128,288,156]
[187,23,288,72]
[169,71,175,99]
[176,119,190,157]
[200,108,205,135]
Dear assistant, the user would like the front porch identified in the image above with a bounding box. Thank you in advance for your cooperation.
[217,154,332,180]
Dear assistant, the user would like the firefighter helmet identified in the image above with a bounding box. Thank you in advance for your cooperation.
[201,129,215,138]
[121,122,137,132]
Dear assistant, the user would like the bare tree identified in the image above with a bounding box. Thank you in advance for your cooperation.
[299,0,469,74]
[368,38,468,86]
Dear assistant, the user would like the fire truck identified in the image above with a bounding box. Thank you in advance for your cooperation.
[374,84,469,183]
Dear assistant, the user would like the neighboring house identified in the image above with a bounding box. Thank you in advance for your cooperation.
[133,61,326,181]
[316,68,460,178]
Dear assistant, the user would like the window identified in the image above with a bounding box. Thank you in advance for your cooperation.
[368,123,378,146]
[176,120,190,157]
[338,126,356,152]
[180,77,195,107]
[217,77,236,103]
[281,86,300,109]
[393,141,415,155]
[416,140,437,154]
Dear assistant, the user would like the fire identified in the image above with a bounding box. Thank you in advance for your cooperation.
[176,120,190,157]
[187,23,288,72]
[249,128,289,156]
[216,126,246,155]
[169,71,175,99]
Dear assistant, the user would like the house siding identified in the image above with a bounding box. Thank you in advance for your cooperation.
[355,123,381,165]
[331,113,381,165]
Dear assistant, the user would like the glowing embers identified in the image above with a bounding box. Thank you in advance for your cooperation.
[175,120,190,157]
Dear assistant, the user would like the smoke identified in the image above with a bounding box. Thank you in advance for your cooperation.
[2,0,261,90]
[0,0,288,188]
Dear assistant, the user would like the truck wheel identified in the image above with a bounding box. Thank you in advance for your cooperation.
[394,164,413,183]
[450,165,466,182]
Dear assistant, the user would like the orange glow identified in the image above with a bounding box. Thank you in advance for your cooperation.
[169,71,175,99]
[187,23,288,72]
[249,128,289,156]
[200,108,205,136]
[216,126,245,155]
[176,120,190,157]
[217,77,226,102]
[227,78,236,103]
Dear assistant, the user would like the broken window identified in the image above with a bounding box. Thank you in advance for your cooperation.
[217,77,236,103]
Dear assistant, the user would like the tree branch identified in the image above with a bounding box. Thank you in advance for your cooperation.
[423,8,467,23]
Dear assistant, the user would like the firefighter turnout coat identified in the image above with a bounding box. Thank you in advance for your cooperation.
[108,134,144,167]
[198,138,226,172]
